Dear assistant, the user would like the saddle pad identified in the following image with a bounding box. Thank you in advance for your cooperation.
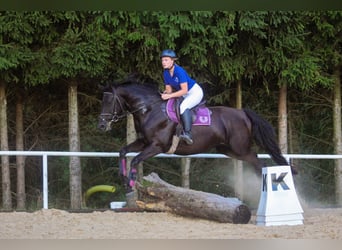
[166,98,211,126]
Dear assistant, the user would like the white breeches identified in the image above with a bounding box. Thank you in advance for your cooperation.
[180,83,204,114]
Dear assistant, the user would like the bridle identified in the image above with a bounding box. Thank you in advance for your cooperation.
[99,87,156,129]
[99,89,127,132]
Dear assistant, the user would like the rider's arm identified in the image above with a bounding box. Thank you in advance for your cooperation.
[171,82,188,97]
[161,83,188,100]
[163,85,172,94]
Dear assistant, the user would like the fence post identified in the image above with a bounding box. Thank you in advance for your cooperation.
[43,154,48,209]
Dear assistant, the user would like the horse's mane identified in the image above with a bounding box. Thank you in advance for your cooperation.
[102,73,160,96]
[119,80,159,92]
[103,74,162,104]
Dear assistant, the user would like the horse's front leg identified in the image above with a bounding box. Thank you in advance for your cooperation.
[127,142,164,189]
[119,139,146,191]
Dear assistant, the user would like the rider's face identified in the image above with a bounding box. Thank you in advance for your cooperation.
[161,57,174,70]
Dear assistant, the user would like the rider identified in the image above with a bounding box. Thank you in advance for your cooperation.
[160,49,204,145]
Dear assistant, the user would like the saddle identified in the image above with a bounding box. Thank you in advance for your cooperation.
[165,98,211,126]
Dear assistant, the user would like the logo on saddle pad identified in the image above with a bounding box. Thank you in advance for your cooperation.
[166,98,211,126]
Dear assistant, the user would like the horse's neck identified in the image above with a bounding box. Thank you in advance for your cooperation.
[118,85,161,114]
[130,96,162,119]
[124,93,159,114]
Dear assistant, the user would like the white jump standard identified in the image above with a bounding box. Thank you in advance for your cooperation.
[256,165,304,226]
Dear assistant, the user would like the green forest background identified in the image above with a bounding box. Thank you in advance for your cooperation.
[0,11,341,210]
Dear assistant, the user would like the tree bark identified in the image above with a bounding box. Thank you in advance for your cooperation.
[135,172,251,224]
[0,81,12,210]
[68,81,82,209]
[16,90,26,210]
[181,157,190,188]
[234,80,244,199]
[278,84,288,154]
[333,67,342,205]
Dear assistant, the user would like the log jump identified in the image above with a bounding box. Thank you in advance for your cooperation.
[132,172,251,224]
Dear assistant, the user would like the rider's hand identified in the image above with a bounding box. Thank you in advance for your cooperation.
[161,93,171,100]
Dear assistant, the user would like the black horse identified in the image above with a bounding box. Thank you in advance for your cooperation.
[98,79,297,191]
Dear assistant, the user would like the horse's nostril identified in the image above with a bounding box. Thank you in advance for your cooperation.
[98,124,106,130]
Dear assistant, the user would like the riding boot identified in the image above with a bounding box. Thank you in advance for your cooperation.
[180,109,193,145]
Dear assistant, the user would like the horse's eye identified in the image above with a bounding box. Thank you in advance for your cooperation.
[100,114,112,120]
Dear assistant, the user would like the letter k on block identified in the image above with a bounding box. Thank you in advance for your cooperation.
[271,172,290,191]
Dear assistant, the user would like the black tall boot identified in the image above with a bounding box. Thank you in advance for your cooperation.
[180,109,193,145]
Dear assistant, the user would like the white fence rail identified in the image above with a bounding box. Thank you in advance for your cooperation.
[1,151,342,209]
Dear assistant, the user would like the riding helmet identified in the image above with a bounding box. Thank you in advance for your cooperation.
[160,49,178,59]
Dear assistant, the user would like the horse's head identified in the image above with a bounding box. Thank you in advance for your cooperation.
[98,79,162,131]
[98,86,126,131]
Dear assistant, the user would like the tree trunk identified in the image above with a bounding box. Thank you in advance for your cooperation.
[278,84,288,154]
[181,157,190,188]
[68,81,82,209]
[135,172,251,224]
[126,114,144,182]
[333,67,342,205]
[234,80,244,199]
[0,81,12,210]
[16,90,26,210]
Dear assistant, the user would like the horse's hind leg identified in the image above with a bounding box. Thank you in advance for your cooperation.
[216,145,264,175]
[239,152,265,175]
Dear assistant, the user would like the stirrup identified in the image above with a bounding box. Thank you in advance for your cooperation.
[180,132,193,145]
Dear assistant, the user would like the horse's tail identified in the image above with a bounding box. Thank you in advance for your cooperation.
[243,108,289,166]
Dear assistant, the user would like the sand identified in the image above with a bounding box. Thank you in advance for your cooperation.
[0,207,341,239]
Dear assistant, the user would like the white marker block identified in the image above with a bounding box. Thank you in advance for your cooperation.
[256,165,304,226]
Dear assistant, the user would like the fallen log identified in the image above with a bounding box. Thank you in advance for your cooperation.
[133,172,251,224]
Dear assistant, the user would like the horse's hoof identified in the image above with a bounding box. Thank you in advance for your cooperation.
[125,190,138,208]
[291,167,298,175]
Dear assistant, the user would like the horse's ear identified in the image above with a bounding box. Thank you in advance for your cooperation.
[98,84,105,92]
[98,79,113,92]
